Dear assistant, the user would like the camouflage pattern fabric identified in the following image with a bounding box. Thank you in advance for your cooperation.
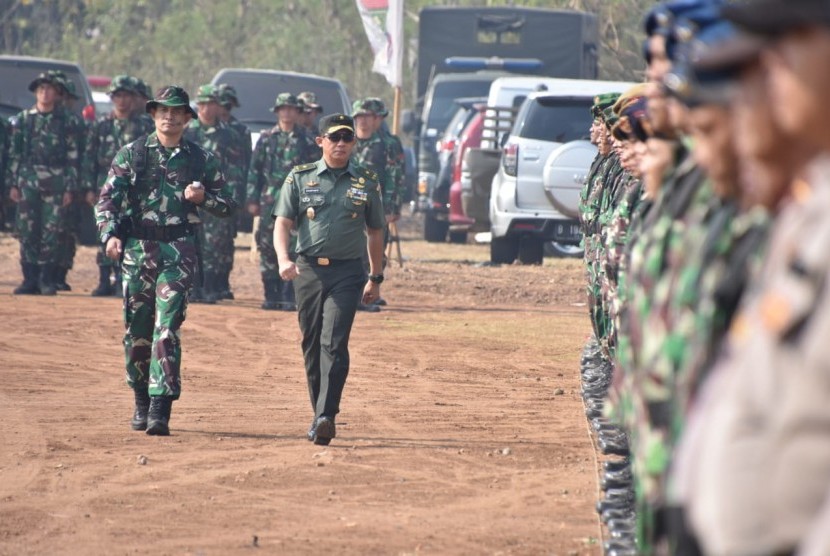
[8,105,84,265]
[352,132,396,214]
[85,111,154,268]
[379,127,406,213]
[185,118,244,274]
[95,132,236,397]
[247,126,318,275]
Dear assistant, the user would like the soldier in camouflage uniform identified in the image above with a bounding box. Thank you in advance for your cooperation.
[185,84,245,303]
[0,108,10,232]
[96,85,236,436]
[247,92,318,310]
[217,83,253,268]
[7,70,85,296]
[297,91,323,137]
[85,75,155,297]
[366,97,407,216]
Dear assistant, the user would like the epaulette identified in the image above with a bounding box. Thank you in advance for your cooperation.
[294,162,317,173]
[356,166,378,182]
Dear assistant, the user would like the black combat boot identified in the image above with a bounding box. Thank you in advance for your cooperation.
[13,263,41,295]
[146,396,173,436]
[39,264,57,296]
[261,276,280,310]
[217,270,234,300]
[131,387,151,431]
[91,266,114,296]
[55,267,71,291]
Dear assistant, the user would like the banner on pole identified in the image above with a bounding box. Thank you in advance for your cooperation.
[355,0,403,88]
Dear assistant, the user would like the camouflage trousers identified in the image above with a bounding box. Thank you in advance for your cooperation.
[15,185,64,265]
[121,237,198,399]
[256,211,278,277]
[199,209,236,275]
[56,201,82,270]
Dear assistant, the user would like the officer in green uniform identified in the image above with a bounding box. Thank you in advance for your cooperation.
[96,85,236,436]
[274,113,385,446]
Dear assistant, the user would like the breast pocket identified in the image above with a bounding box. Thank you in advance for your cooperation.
[300,193,326,209]
[344,186,369,213]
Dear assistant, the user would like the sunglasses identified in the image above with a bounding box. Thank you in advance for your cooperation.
[325,131,355,143]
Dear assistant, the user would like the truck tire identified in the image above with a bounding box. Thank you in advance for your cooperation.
[490,235,519,264]
[544,241,584,258]
[518,236,544,265]
[424,212,449,243]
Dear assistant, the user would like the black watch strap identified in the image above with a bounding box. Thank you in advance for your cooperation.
[369,274,384,284]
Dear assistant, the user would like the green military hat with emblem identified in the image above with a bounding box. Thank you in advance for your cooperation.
[217,83,240,108]
[319,113,354,135]
[297,91,322,113]
[272,92,300,111]
[195,84,220,104]
[146,85,198,118]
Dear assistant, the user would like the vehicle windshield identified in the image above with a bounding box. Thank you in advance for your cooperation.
[0,61,92,117]
[426,80,494,133]
[211,70,349,133]
[518,97,593,143]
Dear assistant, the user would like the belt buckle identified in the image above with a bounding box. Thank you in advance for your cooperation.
[318,257,330,266]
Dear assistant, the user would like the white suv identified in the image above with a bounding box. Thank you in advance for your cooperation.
[488,82,632,264]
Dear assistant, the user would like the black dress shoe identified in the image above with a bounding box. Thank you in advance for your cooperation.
[307,419,316,442]
[357,303,380,313]
[313,417,336,445]
[603,459,630,472]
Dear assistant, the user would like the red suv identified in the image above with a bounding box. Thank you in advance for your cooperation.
[447,104,485,243]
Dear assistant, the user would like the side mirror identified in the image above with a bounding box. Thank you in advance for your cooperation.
[401,109,418,134]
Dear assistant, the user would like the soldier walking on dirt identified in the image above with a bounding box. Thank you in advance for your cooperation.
[95,86,236,436]
[274,113,385,446]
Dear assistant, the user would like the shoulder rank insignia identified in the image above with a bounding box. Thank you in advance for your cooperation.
[294,162,317,173]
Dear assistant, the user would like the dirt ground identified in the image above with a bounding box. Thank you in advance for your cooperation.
[0,215,602,555]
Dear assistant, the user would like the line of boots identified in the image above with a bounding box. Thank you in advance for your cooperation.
[130,387,174,436]
[190,270,234,304]
[14,262,61,296]
[261,274,295,311]
[91,265,123,297]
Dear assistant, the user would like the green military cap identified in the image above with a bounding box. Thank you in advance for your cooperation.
[365,97,388,117]
[135,78,153,100]
[591,92,620,119]
[297,91,322,113]
[217,83,240,108]
[602,105,619,130]
[145,85,197,118]
[272,92,300,111]
[195,84,220,104]
[351,99,375,117]
[28,70,69,95]
[319,113,354,135]
[108,74,137,96]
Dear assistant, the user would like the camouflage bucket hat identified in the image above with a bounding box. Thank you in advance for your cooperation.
[351,99,374,117]
[365,97,388,117]
[62,78,79,99]
[591,92,620,119]
[272,92,300,111]
[217,84,240,108]
[297,91,321,112]
[319,113,355,135]
[108,74,137,96]
[146,85,198,118]
[136,78,153,99]
[195,84,220,104]
[28,70,69,95]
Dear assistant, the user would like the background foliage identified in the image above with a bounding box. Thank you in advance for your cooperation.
[0,0,652,111]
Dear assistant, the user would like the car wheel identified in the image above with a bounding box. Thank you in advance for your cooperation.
[423,212,449,243]
[518,236,544,265]
[448,230,467,244]
[490,234,519,264]
[544,241,584,258]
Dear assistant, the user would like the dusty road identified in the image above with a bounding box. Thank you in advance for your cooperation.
[0,218,600,555]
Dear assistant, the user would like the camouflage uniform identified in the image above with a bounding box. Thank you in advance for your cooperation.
[84,75,154,296]
[8,71,85,295]
[0,116,10,232]
[96,112,236,402]
[185,84,246,302]
[351,99,397,213]
[367,97,406,213]
[247,92,318,309]
[297,91,322,138]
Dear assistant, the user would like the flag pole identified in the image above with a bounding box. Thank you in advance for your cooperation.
[392,85,402,136]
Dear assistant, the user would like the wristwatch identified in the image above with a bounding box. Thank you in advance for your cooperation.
[368,273,384,284]
[101,233,113,245]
